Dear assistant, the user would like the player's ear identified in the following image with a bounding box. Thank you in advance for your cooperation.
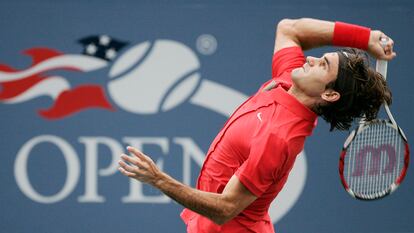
[321,89,340,103]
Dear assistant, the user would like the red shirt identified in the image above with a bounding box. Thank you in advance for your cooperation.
[181,46,317,233]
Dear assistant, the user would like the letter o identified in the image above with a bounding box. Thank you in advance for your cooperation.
[14,135,80,203]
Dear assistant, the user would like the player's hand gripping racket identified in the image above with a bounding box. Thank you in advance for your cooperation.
[339,38,410,200]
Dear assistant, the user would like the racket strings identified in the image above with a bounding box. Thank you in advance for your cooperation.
[344,122,405,199]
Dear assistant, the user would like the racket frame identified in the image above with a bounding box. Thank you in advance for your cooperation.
[339,38,410,200]
[339,119,410,200]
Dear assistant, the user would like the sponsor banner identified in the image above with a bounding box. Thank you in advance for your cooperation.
[0,1,413,233]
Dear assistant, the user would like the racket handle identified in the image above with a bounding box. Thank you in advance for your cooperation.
[375,37,389,80]
[376,60,388,80]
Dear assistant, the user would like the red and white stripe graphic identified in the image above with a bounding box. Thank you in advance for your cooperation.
[0,47,114,119]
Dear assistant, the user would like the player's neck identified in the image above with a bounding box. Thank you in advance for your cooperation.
[288,85,320,112]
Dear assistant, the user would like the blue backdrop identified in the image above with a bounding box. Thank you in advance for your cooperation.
[0,0,413,233]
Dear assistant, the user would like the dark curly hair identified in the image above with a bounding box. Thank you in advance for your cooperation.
[315,48,392,131]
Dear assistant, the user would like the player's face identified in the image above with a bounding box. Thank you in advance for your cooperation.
[291,52,339,98]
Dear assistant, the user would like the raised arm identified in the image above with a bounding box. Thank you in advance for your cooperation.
[274,18,396,60]
[118,146,257,225]
[274,18,334,53]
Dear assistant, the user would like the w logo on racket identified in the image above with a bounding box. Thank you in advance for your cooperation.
[352,144,396,177]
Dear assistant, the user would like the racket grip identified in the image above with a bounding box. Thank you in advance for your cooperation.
[375,37,389,79]
[376,60,388,79]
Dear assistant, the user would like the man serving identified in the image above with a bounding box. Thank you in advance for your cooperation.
[118,18,395,233]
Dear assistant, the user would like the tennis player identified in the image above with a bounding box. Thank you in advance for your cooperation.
[118,18,395,233]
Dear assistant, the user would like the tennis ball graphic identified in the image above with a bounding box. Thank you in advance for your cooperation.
[107,40,201,114]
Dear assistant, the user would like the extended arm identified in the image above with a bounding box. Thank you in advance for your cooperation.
[118,146,257,225]
[274,18,396,60]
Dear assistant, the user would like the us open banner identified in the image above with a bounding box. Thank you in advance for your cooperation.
[0,1,413,233]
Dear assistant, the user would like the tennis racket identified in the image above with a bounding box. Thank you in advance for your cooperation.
[339,39,410,200]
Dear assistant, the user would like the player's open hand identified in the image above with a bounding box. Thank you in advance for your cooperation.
[368,30,396,60]
[118,146,162,185]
